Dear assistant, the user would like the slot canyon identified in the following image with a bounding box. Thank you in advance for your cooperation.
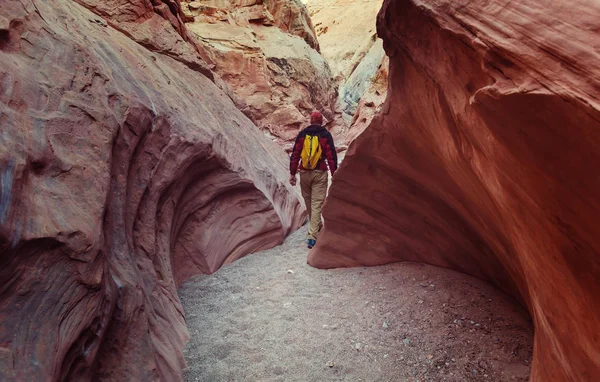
[0,0,598,381]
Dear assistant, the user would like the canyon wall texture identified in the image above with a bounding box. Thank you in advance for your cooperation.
[344,54,388,143]
[305,0,381,81]
[309,0,600,380]
[0,0,304,380]
[305,0,387,138]
[182,0,338,143]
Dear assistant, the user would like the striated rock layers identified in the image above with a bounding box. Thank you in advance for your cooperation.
[310,0,600,380]
[0,0,304,380]
[182,0,338,143]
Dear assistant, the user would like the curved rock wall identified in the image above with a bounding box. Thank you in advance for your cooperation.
[0,0,304,380]
[309,0,600,380]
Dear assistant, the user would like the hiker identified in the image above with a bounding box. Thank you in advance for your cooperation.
[289,111,338,249]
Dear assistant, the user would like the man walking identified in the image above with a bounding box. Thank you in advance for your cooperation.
[289,111,338,249]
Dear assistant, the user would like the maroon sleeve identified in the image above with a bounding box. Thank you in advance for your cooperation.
[322,133,338,175]
[290,136,305,175]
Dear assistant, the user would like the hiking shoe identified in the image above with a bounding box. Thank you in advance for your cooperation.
[307,239,316,249]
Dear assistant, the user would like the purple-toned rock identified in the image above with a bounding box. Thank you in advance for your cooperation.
[0,0,304,380]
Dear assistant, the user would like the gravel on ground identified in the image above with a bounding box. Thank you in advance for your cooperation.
[179,228,533,382]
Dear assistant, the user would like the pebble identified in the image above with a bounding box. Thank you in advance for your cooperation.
[382,322,389,329]
[328,361,334,368]
[287,270,295,274]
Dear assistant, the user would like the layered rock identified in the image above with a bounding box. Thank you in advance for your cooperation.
[310,0,600,380]
[183,0,319,50]
[304,0,387,139]
[182,0,337,143]
[0,0,304,380]
[74,0,214,72]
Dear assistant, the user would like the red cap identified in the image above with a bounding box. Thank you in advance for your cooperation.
[310,111,323,125]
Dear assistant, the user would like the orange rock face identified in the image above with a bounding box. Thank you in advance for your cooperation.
[182,0,337,143]
[310,0,600,380]
[0,0,304,380]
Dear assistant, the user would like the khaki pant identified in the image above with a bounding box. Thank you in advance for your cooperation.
[300,170,328,240]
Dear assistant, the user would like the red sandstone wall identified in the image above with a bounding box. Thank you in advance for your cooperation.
[309,0,600,380]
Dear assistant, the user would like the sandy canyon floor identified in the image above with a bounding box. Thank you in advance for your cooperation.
[179,228,533,382]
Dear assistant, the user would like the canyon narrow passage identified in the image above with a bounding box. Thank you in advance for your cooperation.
[179,228,533,381]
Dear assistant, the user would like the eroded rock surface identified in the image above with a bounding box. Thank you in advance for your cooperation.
[310,0,600,380]
[183,0,319,50]
[74,0,214,72]
[182,0,337,143]
[305,0,387,138]
[0,0,304,380]
[343,52,388,142]
[305,0,381,80]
